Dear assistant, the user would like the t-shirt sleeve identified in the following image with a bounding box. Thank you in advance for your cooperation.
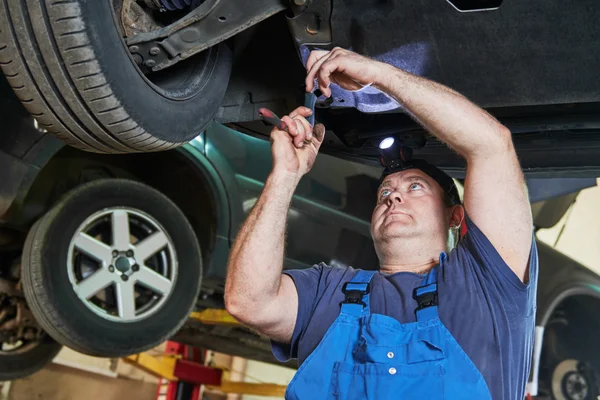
[271,263,326,362]
[450,213,539,315]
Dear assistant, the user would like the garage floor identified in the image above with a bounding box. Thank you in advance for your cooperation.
[4,346,296,400]
[8,364,157,400]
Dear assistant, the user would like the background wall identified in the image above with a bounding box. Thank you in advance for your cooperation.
[537,183,600,275]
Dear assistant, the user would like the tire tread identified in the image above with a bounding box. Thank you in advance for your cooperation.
[0,0,176,153]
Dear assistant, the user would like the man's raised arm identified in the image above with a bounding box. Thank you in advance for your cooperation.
[306,48,532,281]
[224,107,326,342]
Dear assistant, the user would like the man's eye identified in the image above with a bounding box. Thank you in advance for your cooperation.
[381,189,392,197]
[409,182,423,191]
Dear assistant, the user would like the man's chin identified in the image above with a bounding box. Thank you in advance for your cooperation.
[379,222,415,238]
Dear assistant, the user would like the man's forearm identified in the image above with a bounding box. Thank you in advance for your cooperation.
[376,65,511,160]
[224,170,299,313]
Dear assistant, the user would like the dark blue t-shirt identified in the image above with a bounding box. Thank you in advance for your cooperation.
[272,215,538,400]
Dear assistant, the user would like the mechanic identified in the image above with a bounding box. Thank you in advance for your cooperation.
[225,48,538,399]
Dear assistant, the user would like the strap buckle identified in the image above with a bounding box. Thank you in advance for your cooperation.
[341,282,370,307]
[413,285,438,313]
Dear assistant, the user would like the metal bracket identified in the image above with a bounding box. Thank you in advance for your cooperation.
[126,0,287,72]
[286,0,333,49]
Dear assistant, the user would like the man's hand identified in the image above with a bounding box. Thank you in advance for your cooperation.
[271,106,326,178]
[305,48,390,98]
[226,105,326,344]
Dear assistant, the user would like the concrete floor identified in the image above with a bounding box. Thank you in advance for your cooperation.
[8,364,156,400]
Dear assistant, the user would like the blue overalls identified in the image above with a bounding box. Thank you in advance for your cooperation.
[285,256,492,399]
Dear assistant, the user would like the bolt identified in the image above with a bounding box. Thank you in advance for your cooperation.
[132,53,143,65]
[306,13,321,35]
[112,250,118,257]
[145,59,156,68]
[126,250,134,257]
[128,45,139,53]
[149,47,160,56]
[109,265,115,273]
[121,275,129,281]
[132,264,139,272]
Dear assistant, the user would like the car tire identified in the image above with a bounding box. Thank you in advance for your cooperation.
[0,336,62,380]
[0,0,232,153]
[21,178,202,357]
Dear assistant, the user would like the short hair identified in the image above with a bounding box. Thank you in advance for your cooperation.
[443,191,460,208]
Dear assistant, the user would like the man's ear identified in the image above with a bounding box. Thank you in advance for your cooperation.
[449,205,464,229]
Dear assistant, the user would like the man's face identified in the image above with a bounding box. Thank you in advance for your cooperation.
[371,169,451,244]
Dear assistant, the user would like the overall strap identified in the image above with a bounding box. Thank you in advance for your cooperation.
[340,270,376,317]
[413,265,440,322]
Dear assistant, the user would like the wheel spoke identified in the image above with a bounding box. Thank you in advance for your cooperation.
[74,233,112,262]
[74,269,114,299]
[134,231,168,262]
[111,210,130,251]
[136,266,172,295]
[116,281,136,319]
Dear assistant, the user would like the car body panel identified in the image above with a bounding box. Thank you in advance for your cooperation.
[177,135,233,283]
[536,240,600,327]
[204,122,380,271]
[0,91,65,222]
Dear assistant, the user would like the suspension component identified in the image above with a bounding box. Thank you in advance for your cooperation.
[0,275,43,344]
[142,0,205,10]
[127,0,285,72]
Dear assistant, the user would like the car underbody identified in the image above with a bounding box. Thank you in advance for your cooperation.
[211,0,600,178]
[2,0,598,175]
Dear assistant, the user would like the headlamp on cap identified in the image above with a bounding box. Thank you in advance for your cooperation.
[378,137,413,171]
[377,137,461,206]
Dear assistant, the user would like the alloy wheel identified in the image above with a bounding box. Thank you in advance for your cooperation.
[67,207,178,322]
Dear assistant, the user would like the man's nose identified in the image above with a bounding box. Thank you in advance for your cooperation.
[386,191,403,206]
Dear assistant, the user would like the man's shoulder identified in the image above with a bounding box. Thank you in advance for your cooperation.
[297,262,359,274]
[320,263,375,282]
[315,262,361,282]
[284,263,363,287]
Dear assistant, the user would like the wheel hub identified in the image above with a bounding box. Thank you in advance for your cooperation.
[565,371,588,399]
[114,255,133,273]
[67,208,177,322]
[553,359,596,400]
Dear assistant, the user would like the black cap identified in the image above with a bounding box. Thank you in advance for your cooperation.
[380,160,461,205]
[377,137,460,205]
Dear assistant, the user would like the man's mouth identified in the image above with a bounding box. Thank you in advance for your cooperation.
[386,211,410,218]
